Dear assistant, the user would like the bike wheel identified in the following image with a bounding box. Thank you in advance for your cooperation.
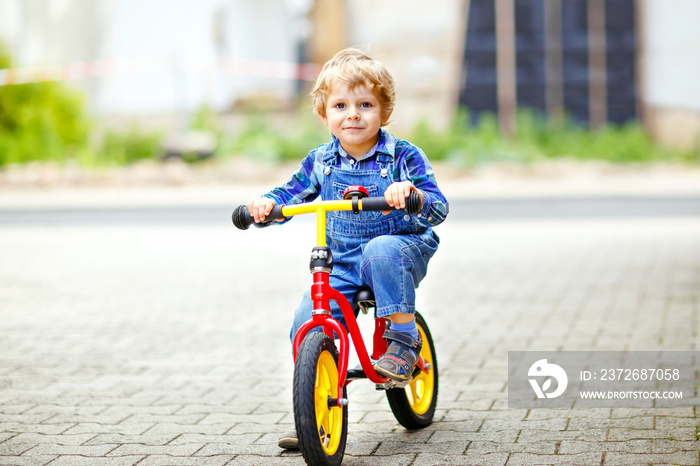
[293,332,348,466]
[386,312,438,429]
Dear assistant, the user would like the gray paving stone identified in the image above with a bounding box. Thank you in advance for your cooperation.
[21,443,119,456]
[427,430,474,444]
[455,430,521,444]
[0,443,35,455]
[607,427,696,441]
[109,444,206,458]
[194,442,281,456]
[526,408,611,420]
[507,451,603,465]
[136,455,235,466]
[651,439,700,453]
[61,422,155,436]
[603,451,700,465]
[144,423,235,436]
[197,412,286,426]
[41,456,147,466]
[373,439,466,456]
[656,416,700,429]
[226,456,307,466]
[558,439,651,454]
[342,440,381,456]
[0,456,59,466]
[567,416,655,430]
[2,433,96,445]
[480,419,569,432]
[468,440,558,454]
[168,433,261,446]
[0,423,77,435]
[443,409,527,422]
[413,452,510,465]
[82,433,181,446]
[0,432,17,444]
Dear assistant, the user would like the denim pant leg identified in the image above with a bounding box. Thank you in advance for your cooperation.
[359,232,439,318]
[289,271,361,343]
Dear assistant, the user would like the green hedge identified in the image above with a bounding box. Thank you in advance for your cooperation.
[405,109,699,166]
[0,46,90,166]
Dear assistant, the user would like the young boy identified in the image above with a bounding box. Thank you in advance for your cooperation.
[247,48,448,447]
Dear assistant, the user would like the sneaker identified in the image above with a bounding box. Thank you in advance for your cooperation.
[373,329,422,381]
[278,430,299,450]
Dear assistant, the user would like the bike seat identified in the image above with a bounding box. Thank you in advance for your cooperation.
[354,286,375,314]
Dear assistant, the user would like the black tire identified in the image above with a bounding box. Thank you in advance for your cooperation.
[386,312,439,429]
[293,332,348,466]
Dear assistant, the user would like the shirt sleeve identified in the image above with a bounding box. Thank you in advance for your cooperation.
[259,150,321,225]
[396,142,449,227]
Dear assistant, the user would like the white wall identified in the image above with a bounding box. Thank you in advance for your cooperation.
[0,0,21,61]
[98,0,302,117]
[638,0,700,111]
[638,0,700,149]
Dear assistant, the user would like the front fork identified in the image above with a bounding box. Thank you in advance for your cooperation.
[292,247,348,407]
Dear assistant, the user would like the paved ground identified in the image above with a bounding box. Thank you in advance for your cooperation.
[1,177,699,465]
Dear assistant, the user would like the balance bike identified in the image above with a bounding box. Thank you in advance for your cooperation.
[232,187,438,466]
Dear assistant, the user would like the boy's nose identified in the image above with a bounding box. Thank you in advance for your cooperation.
[347,106,360,119]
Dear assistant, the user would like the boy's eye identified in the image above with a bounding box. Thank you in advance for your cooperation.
[360,102,372,108]
[335,103,346,109]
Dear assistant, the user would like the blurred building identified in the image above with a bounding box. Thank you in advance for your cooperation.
[0,0,307,122]
[457,0,700,151]
[0,0,698,150]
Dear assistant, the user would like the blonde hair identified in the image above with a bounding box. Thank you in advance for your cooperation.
[311,48,395,125]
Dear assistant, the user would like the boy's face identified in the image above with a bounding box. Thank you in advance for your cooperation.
[320,82,389,158]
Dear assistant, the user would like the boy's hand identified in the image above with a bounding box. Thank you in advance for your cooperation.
[247,197,277,223]
[383,181,424,213]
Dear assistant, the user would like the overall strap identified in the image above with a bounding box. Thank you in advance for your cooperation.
[322,150,338,177]
[376,152,394,180]
[323,150,338,165]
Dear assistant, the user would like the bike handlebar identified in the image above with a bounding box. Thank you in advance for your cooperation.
[232,190,423,230]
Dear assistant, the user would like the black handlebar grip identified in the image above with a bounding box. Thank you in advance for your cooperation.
[359,197,391,211]
[232,204,288,230]
[404,190,424,216]
[232,205,253,230]
[360,190,424,215]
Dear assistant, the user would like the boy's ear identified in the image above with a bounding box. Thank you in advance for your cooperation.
[382,111,392,125]
[320,114,329,127]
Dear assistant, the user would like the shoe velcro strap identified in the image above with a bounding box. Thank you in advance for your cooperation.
[383,329,419,349]
[383,354,412,372]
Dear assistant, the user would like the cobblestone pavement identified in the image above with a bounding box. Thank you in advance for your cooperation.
[1,191,699,465]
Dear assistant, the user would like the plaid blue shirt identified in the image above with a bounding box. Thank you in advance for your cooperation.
[264,129,449,227]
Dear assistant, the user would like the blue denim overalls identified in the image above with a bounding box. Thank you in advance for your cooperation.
[289,148,440,341]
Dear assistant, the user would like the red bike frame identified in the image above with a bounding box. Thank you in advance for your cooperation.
[291,269,392,396]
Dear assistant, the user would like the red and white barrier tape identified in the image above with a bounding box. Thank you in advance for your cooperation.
[0,57,321,86]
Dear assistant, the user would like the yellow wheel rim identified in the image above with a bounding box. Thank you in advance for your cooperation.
[315,351,343,455]
[405,325,435,415]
